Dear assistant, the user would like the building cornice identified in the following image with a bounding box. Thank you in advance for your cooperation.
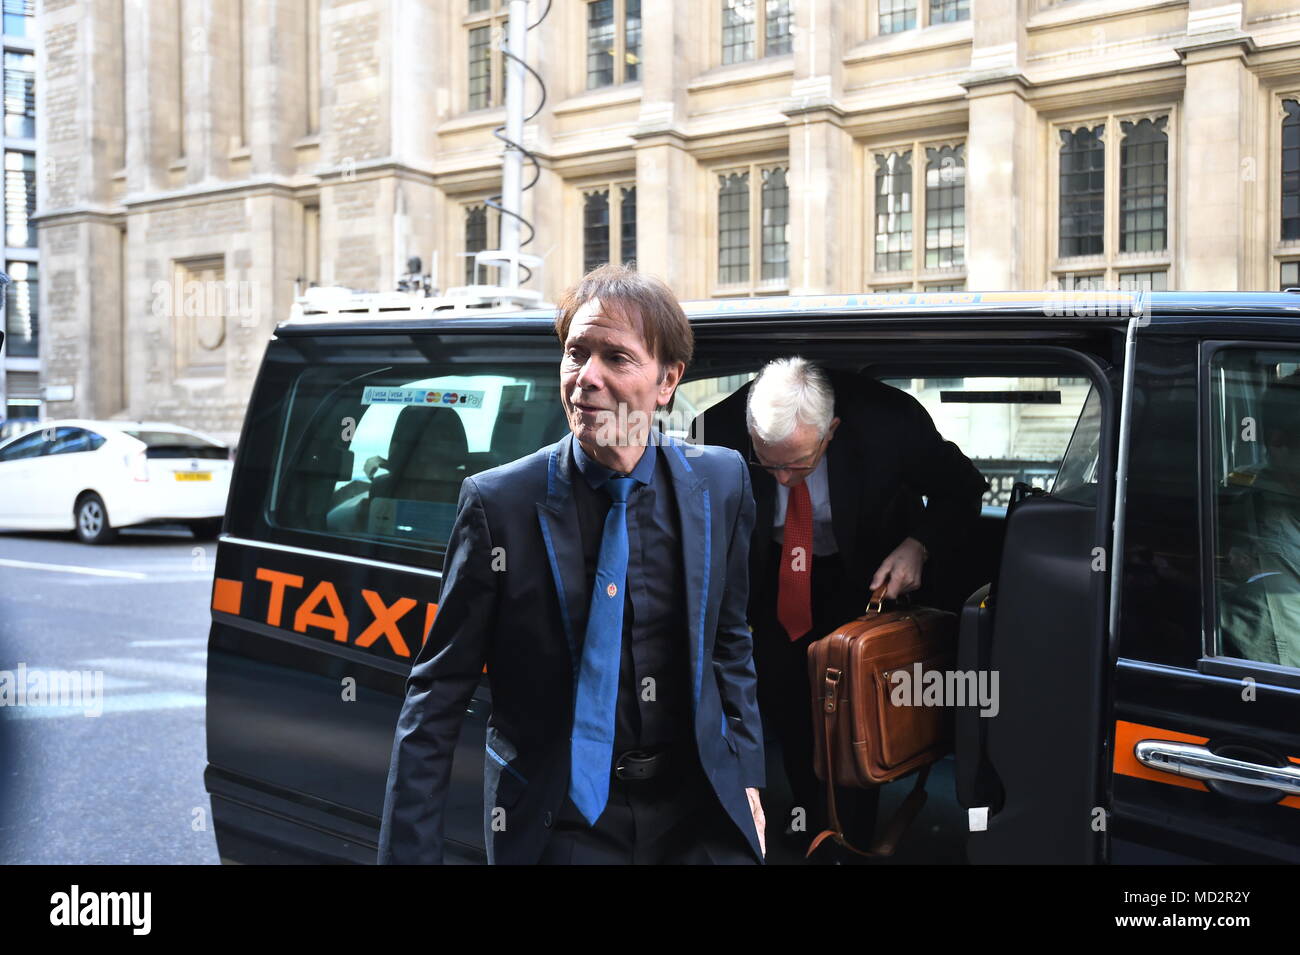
[1175,30,1257,61]
[783,75,847,123]
[629,126,691,149]
[117,176,312,210]
[436,108,507,136]
[551,84,643,117]
[1253,48,1300,82]
[688,54,795,93]
[842,19,973,67]
[31,207,126,227]
[315,159,440,185]
[1176,1,1258,60]
[783,101,847,125]
[66,161,445,213]
[685,123,793,164]
[961,70,1035,97]
[1029,68,1186,116]
[1027,0,1188,32]
[841,104,969,142]
[546,152,639,181]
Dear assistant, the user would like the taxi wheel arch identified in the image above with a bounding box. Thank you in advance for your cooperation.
[74,491,118,545]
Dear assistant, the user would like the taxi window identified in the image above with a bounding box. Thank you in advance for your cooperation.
[881,376,1094,511]
[672,365,1094,514]
[327,375,538,543]
[1210,347,1300,671]
[670,372,757,437]
[1050,385,1102,505]
[236,332,569,567]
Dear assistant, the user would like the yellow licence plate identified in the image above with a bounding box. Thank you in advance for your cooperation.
[175,472,212,481]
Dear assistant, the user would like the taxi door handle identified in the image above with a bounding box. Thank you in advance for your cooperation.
[1134,740,1300,796]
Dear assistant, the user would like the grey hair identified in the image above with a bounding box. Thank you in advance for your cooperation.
[745,357,836,445]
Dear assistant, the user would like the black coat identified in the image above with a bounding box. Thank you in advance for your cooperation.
[694,369,988,628]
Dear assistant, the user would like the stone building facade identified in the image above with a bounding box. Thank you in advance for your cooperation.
[0,0,38,423]
[32,0,1300,441]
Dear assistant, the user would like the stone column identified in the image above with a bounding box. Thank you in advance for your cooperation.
[962,0,1039,290]
[965,82,1039,290]
[235,0,315,367]
[633,136,701,297]
[785,0,851,294]
[631,0,701,296]
[318,0,392,290]
[182,0,241,185]
[1177,2,1259,290]
[125,0,183,195]
[247,0,310,177]
[35,0,128,419]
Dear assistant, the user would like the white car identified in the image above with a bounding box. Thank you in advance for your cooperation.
[0,419,233,543]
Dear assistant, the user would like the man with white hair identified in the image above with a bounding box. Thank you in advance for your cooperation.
[694,357,987,859]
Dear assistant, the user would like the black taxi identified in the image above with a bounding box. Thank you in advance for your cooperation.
[203,290,1300,865]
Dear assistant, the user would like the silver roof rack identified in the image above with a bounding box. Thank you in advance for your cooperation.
[288,250,551,322]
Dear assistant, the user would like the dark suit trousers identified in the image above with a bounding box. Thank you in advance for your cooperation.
[538,745,757,865]
[753,546,880,852]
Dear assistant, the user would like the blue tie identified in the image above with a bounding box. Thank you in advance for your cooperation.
[569,475,637,825]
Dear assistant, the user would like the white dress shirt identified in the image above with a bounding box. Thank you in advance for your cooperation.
[771,454,839,555]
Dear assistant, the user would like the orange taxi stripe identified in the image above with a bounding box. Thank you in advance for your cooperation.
[1114,720,1300,809]
[212,577,243,616]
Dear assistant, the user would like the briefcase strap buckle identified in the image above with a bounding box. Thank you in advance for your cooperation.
[823,667,841,713]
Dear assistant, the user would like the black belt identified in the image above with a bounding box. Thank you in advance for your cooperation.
[613,747,681,782]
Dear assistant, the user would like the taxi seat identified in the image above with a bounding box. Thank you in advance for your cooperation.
[324,479,370,534]
[366,406,469,541]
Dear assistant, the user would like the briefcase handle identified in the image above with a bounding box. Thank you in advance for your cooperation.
[865,584,912,615]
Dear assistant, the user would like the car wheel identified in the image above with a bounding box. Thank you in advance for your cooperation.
[188,518,223,540]
[75,493,118,545]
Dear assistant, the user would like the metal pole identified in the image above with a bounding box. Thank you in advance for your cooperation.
[500,0,529,289]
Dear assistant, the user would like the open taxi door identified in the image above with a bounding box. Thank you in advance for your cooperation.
[958,297,1134,864]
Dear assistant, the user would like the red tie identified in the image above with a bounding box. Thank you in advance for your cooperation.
[777,481,813,641]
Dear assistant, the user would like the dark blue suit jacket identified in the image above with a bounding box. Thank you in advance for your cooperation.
[376,431,764,864]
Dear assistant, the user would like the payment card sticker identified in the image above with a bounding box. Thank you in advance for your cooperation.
[363,386,485,408]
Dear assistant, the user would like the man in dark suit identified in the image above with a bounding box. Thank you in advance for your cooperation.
[694,357,986,857]
[377,264,766,865]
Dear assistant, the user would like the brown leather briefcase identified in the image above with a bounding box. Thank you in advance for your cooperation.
[806,585,957,858]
